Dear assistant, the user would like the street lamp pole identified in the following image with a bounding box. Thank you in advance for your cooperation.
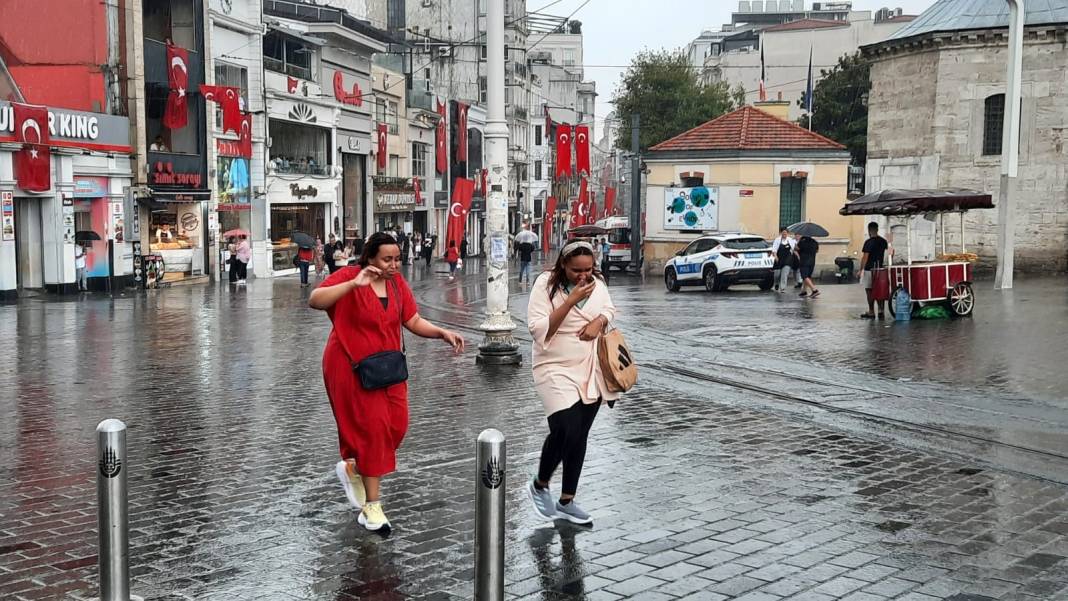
[477,0,521,365]
[994,0,1024,290]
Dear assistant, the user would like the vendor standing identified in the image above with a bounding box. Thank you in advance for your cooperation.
[858,221,889,319]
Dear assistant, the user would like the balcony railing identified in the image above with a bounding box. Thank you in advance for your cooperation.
[372,175,414,191]
[270,159,331,176]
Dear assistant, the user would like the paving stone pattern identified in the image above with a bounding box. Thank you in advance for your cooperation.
[1,277,1068,600]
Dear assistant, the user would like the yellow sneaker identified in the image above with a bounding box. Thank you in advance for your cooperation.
[358,501,391,532]
[335,460,366,509]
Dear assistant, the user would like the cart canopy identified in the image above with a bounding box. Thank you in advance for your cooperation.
[840,188,994,216]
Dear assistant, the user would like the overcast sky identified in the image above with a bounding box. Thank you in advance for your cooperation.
[530,0,939,138]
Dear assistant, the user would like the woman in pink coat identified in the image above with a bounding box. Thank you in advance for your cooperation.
[526,240,618,525]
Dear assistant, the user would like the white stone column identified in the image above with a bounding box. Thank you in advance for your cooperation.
[477,0,520,365]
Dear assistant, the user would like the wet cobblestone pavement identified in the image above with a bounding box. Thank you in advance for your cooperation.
[2,263,1068,600]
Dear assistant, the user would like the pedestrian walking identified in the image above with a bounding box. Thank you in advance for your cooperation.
[598,238,611,285]
[75,243,89,291]
[236,235,251,284]
[325,234,344,274]
[400,233,411,266]
[460,236,469,260]
[309,232,465,533]
[445,240,460,280]
[314,236,327,278]
[771,228,796,292]
[422,235,435,267]
[796,234,820,298]
[296,245,314,287]
[226,236,239,284]
[793,233,804,288]
[526,241,618,525]
[518,239,535,283]
[859,221,889,319]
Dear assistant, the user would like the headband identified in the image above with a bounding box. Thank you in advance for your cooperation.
[561,241,594,256]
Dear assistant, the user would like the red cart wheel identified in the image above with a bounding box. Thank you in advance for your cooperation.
[947,282,975,317]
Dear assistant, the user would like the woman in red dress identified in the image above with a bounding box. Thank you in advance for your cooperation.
[310,233,465,532]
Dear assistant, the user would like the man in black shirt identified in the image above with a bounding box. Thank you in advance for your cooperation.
[324,234,343,274]
[517,241,535,283]
[859,221,889,318]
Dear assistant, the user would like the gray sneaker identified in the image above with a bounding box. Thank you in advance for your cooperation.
[555,500,592,525]
[527,480,556,520]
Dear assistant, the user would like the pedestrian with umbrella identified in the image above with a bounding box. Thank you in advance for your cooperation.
[236,234,251,284]
[787,222,828,298]
[309,232,466,533]
[291,231,317,287]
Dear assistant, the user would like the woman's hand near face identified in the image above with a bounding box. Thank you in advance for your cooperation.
[566,280,595,307]
[353,266,380,287]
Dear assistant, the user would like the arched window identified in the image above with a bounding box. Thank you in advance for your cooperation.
[983,94,1005,156]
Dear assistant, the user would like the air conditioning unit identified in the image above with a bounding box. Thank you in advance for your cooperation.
[438,46,451,58]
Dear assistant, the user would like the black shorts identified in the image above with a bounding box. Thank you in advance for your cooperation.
[800,262,816,279]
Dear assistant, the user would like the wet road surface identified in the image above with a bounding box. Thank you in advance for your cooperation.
[2,262,1067,600]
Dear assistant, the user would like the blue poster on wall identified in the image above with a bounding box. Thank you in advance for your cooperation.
[664,186,718,231]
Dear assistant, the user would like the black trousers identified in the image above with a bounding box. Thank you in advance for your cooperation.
[537,400,601,496]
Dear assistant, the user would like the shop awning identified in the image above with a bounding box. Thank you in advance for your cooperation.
[840,188,994,216]
[144,189,212,203]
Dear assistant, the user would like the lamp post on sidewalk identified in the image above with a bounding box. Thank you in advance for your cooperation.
[477,0,521,365]
[994,0,1025,290]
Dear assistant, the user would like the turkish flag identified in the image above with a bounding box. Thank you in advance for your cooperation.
[163,44,190,130]
[200,85,242,134]
[376,123,388,171]
[13,102,50,192]
[456,102,469,162]
[435,100,447,174]
[555,124,572,179]
[480,168,488,197]
[577,178,589,226]
[570,199,582,229]
[287,76,298,93]
[575,125,591,176]
[447,178,475,252]
[543,196,557,254]
[413,176,422,204]
[604,187,617,217]
[238,112,253,159]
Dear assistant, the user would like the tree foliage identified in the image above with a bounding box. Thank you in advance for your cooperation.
[612,49,741,151]
[798,52,870,164]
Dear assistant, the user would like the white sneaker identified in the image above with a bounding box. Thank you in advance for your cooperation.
[358,501,391,532]
[335,460,366,509]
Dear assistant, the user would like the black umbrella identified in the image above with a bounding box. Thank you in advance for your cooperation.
[786,222,829,237]
[290,232,316,249]
[75,230,102,242]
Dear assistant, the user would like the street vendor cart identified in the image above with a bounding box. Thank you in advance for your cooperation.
[840,189,995,317]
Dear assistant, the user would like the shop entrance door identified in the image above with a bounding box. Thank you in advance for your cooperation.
[14,198,44,289]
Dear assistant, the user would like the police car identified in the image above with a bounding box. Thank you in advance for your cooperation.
[664,233,776,292]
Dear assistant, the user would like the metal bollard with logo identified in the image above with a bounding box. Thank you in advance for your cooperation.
[95,419,142,601]
[474,429,506,601]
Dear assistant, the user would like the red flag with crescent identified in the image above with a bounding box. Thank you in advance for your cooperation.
[376,123,388,171]
[604,187,617,218]
[577,178,589,226]
[543,196,557,254]
[413,176,422,204]
[238,112,253,159]
[163,44,189,130]
[587,190,597,225]
[456,102,469,162]
[569,199,582,229]
[447,178,475,253]
[13,102,50,192]
[555,124,572,179]
[435,100,447,174]
[200,85,242,134]
[575,125,591,176]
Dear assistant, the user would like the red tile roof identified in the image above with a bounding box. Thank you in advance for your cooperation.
[648,106,846,153]
[763,18,849,32]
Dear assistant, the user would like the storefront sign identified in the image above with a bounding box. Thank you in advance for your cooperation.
[72,176,109,198]
[217,204,251,212]
[739,189,754,197]
[0,101,131,153]
[216,139,251,159]
[1,192,13,241]
[290,184,318,200]
[151,161,203,187]
[375,192,416,212]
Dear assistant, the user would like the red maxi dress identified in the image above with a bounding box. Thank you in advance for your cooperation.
[320,267,418,477]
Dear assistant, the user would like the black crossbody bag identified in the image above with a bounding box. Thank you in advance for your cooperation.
[348,279,409,390]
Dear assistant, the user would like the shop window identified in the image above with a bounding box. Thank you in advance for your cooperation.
[264,30,313,81]
[268,119,330,174]
[270,204,326,270]
[217,156,250,207]
[214,62,248,126]
[143,0,198,48]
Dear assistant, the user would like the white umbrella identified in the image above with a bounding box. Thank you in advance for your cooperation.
[515,230,539,244]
